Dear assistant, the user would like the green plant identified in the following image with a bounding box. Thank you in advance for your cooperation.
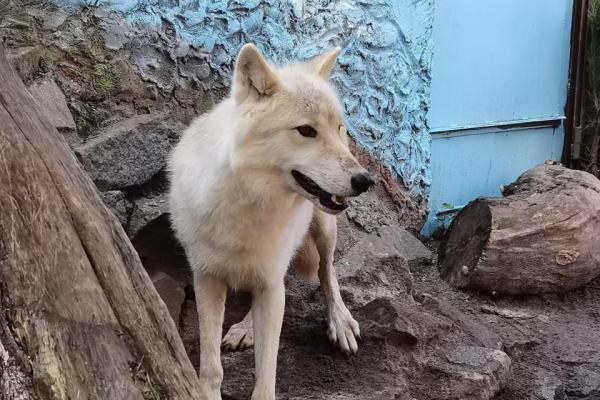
[92,64,121,93]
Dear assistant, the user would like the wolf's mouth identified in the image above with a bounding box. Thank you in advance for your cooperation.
[291,170,348,212]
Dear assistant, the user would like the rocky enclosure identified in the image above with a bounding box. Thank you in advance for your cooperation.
[1,1,600,399]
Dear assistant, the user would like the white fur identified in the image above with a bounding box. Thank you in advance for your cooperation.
[168,44,367,400]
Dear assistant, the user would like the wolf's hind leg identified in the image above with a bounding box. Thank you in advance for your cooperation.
[313,210,360,354]
[222,311,254,351]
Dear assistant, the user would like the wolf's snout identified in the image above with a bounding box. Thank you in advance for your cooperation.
[351,173,375,194]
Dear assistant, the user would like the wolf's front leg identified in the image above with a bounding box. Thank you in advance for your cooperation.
[251,281,285,400]
[313,210,360,354]
[194,272,227,400]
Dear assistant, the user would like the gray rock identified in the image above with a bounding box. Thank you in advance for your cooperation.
[99,13,129,50]
[28,79,80,148]
[419,294,504,350]
[76,114,180,190]
[424,346,511,400]
[100,190,132,226]
[336,250,415,307]
[178,56,211,85]
[175,40,190,58]
[357,297,452,345]
[480,304,536,319]
[132,47,177,92]
[346,190,398,233]
[534,369,565,400]
[335,224,431,291]
[566,366,600,399]
[378,225,432,269]
[102,24,127,51]
[127,193,169,239]
[41,8,68,30]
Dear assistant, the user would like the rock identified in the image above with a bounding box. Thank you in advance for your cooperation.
[348,141,427,232]
[132,47,177,92]
[357,297,451,345]
[346,190,398,233]
[566,366,600,399]
[423,346,511,400]
[534,369,565,400]
[40,8,68,30]
[333,225,432,306]
[480,304,536,319]
[127,193,169,238]
[419,294,503,350]
[378,225,432,269]
[502,335,541,357]
[151,272,185,324]
[178,56,211,86]
[99,14,129,50]
[28,78,79,147]
[337,252,414,307]
[100,190,132,226]
[76,114,180,190]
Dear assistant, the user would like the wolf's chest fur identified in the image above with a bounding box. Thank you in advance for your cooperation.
[197,180,313,288]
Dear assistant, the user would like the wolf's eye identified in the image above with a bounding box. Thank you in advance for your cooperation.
[296,125,317,138]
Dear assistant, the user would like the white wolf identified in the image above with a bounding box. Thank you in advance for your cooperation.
[168,43,374,400]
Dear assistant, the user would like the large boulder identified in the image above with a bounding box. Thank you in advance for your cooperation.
[76,114,182,190]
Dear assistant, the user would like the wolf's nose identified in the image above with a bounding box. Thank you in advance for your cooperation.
[351,173,375,194]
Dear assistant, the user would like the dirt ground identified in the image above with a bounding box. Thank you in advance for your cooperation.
[175,236,600,400]
[416,240,600,400]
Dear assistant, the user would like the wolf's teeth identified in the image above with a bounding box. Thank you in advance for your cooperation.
[331,195,344,205]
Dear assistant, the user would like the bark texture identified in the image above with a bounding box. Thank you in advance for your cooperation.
[0,46,200,399]
[439,164,600,295]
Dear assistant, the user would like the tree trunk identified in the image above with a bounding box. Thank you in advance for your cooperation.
[438,163,600,295]
[0,47,201,399]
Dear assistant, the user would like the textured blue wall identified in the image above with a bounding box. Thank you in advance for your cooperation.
[59,0,434,200]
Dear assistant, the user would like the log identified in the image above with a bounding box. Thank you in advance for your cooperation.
[0,47,201,398]
[438,163,600,295]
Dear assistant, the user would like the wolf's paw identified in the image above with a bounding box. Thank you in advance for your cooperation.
[327,305,360,354]
[222,319,254,351]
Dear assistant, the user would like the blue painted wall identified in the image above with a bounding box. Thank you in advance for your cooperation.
[429,0,573,131]
[59,0,435,201]
[422,0,574,236]
[422,127,564,235]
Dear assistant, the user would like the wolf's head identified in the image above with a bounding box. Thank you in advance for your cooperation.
[230,44,374,215]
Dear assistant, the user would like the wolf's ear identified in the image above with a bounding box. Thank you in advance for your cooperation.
[309,47,341,79]
[233,44,280,103]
